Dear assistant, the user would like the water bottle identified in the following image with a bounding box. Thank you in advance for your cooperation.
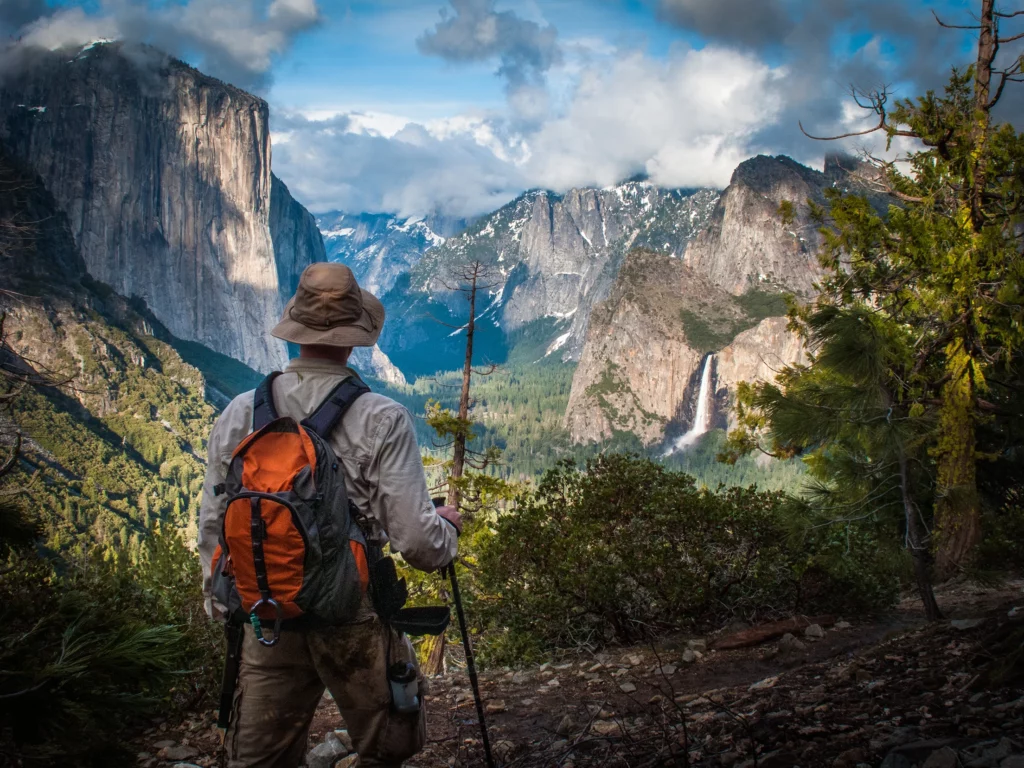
[388,661,420,713]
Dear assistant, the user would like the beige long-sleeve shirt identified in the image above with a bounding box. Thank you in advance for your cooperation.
[198,356,457,620]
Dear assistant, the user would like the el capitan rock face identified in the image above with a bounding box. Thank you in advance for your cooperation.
[0,42,311,373]
[271,173,328,306]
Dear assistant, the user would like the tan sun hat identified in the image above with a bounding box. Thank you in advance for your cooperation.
[271,262,385,348]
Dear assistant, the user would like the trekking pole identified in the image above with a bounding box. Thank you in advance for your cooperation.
[446,560,497,768]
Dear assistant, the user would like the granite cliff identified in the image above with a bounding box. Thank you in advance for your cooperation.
[0,42,322,373]
[378,183,720,376]
[682,155,828,297]
[319,211,462,297]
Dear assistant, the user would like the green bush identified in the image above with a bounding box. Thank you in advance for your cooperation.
[478,454,898,662]
[0,526,221,766]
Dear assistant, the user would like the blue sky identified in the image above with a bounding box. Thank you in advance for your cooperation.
[266,1,692,119]
[7,0,999,217]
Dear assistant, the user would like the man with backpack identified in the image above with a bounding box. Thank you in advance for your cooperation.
[198,262,461,768]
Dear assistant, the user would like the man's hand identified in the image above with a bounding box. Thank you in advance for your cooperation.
[435,505,463,535]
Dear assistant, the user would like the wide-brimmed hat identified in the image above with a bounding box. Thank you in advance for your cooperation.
[271,263,385,348]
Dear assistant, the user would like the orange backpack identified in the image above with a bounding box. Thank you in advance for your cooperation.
[210,373,371,646]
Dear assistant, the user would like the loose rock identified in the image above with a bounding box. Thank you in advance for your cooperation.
[158,746,198,761]
[591,721,624,738]
[619,682,637,693]
[951,618,986,630]
[749,676,779,692]
[556,714,576,736]
[493,740,516,761]
[923,748,960,768]
[804,623,825,639]
[778,633,806,654]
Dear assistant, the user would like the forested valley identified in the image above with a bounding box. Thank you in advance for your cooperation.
[1,2,1023,766]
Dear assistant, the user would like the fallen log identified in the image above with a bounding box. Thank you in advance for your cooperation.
[712,615,837,650]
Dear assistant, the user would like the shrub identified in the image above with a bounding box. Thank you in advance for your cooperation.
[0,526,221,766]
[478,455,898,661]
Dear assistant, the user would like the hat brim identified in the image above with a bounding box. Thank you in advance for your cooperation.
[270,288,385,348]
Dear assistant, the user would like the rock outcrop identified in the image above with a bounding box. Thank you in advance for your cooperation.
[0,42,323,373]
[564,250,731,445]
[565,249,806,446]
[715,316,808,430]
[319,211,459,297]
[349,345,408,388]
[682,155,829,297]
[271,173,327,304]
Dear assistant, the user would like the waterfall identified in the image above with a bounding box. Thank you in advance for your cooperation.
[666,355,715,454]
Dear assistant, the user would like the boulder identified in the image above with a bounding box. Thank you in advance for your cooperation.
[778,633,806,654]
[804,624,825,640]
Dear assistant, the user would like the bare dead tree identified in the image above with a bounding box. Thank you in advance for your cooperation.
[436,259,503,509]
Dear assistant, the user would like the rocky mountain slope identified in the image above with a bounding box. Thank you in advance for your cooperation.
[0,42,320,373]
[318,211,464,296]
[0,142,222,554]
[376,183,720,376]
[564,154,875,447]
[563,248,798,445]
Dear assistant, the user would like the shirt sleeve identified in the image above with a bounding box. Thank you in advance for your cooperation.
[198,394,252,621]
[367,404,458,571]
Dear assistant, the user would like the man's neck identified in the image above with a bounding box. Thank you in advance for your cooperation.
[298,345,351,366]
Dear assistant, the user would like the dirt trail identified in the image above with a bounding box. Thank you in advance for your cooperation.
[135,580,1024,767]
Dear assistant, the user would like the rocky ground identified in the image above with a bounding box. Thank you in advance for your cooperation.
[135,580,1023,768]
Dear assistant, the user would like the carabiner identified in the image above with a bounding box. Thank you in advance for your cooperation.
[250,598,284,647]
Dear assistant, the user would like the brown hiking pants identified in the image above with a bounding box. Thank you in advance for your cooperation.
[224,614,426,768]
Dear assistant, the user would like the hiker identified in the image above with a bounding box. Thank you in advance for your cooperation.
[198,262,461,768]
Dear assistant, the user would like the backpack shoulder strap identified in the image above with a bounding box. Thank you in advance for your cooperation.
[302,375,371,439]
[252,372,282,431]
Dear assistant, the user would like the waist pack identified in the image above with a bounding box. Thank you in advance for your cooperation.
[210,372,372,646]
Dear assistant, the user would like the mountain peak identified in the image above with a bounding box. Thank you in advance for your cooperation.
[730,154,823,193]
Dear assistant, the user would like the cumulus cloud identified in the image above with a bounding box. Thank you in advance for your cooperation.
[418,0,561,92]
[4,0,320,90]
[656,0,977,146]
[270,112,525,218]
[523,47,788,190]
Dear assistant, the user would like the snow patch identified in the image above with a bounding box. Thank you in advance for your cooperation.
[322,227,355,238]
[545,332,572,357]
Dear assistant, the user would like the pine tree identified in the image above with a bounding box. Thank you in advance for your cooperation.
[729,0,1024,602]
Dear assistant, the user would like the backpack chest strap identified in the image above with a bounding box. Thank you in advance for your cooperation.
[302,376,371,439]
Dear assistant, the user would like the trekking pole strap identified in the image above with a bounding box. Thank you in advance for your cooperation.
[448,562,496,768]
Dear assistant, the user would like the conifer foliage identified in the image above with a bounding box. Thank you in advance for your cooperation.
[727,1,1024,613]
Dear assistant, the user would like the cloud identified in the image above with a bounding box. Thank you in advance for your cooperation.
[658,0,793,50]
[523,47,788,190]
[418,0,561,91]
[656,0,978,144]
[5,0,321,90]
[270,111,525,218]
